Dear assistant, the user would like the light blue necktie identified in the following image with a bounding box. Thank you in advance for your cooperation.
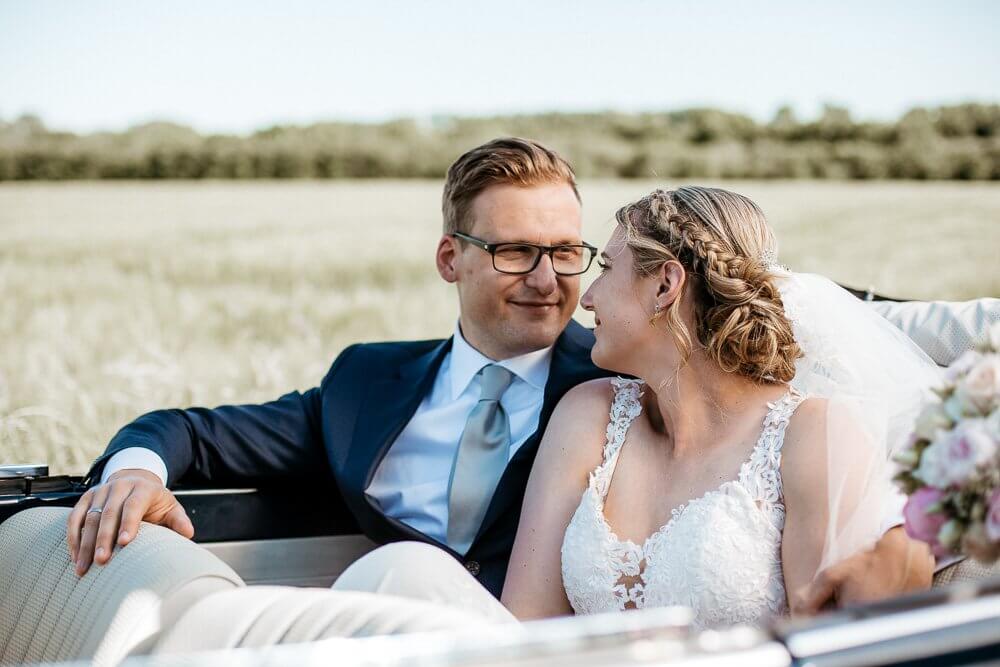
[446,364,515,554]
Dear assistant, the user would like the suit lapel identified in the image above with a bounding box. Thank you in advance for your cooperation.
[340,339,452,542]
[345,338,452,491]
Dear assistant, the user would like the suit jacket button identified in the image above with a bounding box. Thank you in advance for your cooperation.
[465,560,480,576]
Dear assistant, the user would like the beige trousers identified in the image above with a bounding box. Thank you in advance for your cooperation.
[332,541,518,624]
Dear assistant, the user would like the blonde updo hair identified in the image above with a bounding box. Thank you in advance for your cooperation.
[616,186,801,384]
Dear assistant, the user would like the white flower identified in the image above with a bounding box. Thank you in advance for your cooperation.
[986,408,1000,442]
[915,419,997,488]
[915,440,951,488]
[943,392,966,422]
[954,354,1000,415]
[944,350,983,384]
[913,402,953,441]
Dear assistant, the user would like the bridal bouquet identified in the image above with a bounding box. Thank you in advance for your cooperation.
[894,322,1000,563]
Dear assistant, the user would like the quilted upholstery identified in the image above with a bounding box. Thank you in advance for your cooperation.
[933,557,1000,587]
[870,298,1000,366]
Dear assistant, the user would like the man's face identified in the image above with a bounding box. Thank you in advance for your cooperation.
[436,182,584,360]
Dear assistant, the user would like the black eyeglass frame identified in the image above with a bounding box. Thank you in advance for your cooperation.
[450,232,599,276]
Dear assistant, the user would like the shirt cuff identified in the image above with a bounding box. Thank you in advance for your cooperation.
[100,448,169,486]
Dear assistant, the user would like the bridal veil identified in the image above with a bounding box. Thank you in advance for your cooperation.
[775,269,943,572]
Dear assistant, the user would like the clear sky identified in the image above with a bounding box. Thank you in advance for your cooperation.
[2,0,998,134]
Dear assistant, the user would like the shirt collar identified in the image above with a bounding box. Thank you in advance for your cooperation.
[449,322,554,400]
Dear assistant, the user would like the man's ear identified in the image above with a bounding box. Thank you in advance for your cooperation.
[655,260,686,310]
[436,234,459,283]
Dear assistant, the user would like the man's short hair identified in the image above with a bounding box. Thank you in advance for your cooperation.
[442,137,580,235]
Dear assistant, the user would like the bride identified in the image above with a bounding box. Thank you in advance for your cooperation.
[333,186,941,628]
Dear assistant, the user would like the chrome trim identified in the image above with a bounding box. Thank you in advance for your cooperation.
[0,464,48,478]
[173,487,258,496]
[786,594,1000,666]
[124,608,782,667]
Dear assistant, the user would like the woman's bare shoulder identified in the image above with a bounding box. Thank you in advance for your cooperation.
[780,396,832,501]
[783,395,830,439]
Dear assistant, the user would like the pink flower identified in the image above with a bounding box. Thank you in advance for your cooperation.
[956,354,1000,415]
[916,419,997,488]
[987,490,1000,543]
[903,487,948,554]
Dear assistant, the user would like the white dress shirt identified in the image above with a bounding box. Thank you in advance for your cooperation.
[101,444,169,486]
[364,324,553,547]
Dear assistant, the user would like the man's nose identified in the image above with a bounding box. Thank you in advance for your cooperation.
[523,253,558,295]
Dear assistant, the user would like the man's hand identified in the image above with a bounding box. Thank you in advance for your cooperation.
[792,526,935,615]
[66,468,194,576]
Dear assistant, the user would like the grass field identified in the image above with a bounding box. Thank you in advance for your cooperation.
[2,180,998,474]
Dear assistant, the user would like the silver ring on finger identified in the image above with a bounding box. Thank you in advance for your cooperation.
[86,507,104,515]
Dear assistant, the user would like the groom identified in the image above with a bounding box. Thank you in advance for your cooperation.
[68,137,931,609]
[70,137,609,598]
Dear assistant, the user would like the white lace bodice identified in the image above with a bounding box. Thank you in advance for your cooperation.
[560,378,805,629]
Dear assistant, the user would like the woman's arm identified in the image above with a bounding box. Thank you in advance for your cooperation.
[501,379,613,620]
[780,398,831,613]
[782,397,921,614]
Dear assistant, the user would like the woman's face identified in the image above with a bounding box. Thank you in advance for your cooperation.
[580,227,664,376]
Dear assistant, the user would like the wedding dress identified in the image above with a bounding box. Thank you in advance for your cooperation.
[560,378,804,629]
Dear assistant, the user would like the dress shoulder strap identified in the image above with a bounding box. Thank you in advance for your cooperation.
[739,388,806,505]
[589,378,644,499]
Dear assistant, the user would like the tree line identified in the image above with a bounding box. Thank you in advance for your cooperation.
[1,104,998,181]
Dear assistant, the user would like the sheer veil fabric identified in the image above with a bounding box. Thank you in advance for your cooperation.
[774,269,943,572]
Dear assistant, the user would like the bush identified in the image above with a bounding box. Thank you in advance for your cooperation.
[1,104,998,181]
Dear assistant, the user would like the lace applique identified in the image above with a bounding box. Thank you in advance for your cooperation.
[590,378,643,499]
[561,379,805,629]
[738,389,804,527]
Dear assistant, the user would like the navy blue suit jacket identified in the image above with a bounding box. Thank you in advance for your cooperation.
[86,319,611,597]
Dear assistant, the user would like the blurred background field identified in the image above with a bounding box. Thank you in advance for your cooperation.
[1,179,998,473]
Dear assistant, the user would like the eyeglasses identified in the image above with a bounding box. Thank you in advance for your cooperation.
[451,232,598,276]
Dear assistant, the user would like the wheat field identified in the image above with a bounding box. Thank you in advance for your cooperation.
[2,180,998,474]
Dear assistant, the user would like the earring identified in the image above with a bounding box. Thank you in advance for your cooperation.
[650,303,663,327]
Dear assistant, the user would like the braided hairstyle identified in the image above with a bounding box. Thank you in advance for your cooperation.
[616,186,800,384]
